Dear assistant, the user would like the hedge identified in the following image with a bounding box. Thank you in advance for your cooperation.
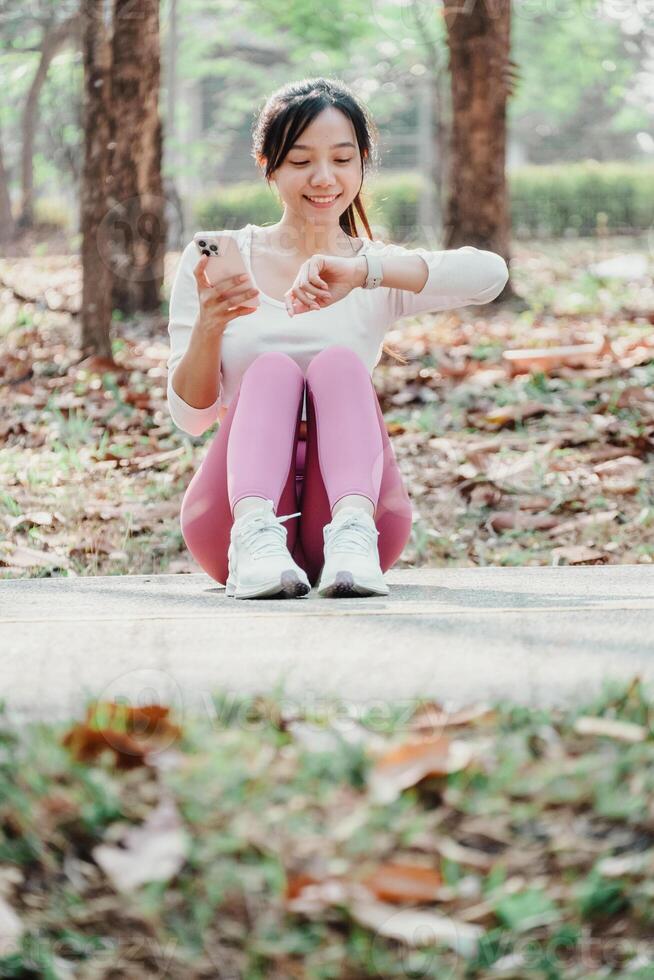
[193,161,654,242]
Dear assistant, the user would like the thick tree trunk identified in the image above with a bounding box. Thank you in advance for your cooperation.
[0,118,16,244]
[18,15,79,230]
[109,0,166,315]
[442,0,516,302]
[80,1,115,363]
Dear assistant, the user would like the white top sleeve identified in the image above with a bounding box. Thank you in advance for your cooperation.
[377,242,510,323]
[166,241,224,437]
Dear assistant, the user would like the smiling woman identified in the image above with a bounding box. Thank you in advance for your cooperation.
[168,76,508,600]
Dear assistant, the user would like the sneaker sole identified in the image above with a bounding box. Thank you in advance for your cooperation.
[317,570,390,599]
[226,569,311,600]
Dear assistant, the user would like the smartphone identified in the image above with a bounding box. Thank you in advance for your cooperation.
[193,232,260,308]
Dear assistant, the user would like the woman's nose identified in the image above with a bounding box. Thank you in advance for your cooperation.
[310,168,335,186]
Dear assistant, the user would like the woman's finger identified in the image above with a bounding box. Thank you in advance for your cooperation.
[294,285,320,308]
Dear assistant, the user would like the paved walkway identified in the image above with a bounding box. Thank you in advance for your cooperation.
[1,565,652,727]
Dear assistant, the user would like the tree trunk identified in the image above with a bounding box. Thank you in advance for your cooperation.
[109,0,166,315]
[432,68,452,232]
[0,117,16,244]
[80,1,115,363]
[18,15,80,230]
[442,0,516,303]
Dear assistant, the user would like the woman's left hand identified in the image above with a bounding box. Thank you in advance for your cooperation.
[284,254,365,317]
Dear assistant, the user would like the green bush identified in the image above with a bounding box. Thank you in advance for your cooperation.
[509,161,654,238]
[193,162,654,242]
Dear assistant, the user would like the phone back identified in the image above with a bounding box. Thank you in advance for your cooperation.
[193,232,259,305]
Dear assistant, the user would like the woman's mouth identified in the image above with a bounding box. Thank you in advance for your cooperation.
[303,193,342,209]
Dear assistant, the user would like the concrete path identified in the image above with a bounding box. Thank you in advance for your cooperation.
[1,565,652,727]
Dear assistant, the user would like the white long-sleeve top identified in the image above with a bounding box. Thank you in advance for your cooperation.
[167,223,509,436]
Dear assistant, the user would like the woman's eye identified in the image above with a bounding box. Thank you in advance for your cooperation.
[291,159,353,166]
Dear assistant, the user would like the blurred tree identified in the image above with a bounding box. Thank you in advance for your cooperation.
[0,114,15,242]
[19,13,79,228]
[509,1,652,163]
[442,0,517,304]
[109,0,166,314]
[80,0,113,361]
[0,1,80,230]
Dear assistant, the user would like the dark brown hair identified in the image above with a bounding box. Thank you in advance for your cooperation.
[251,77,407,365]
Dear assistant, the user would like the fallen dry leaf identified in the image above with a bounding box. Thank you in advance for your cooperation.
[0,895,23,957]
[550,546,610,565]
[596,850,654,878]
[502,339,609,373]
[409,701,495,736]
[489,510,560,532]
[433,837,495,871]
[350,896,484,958]
[61,701,182,769]
[92,794,189,893]
[573,716,648,742]
[368,736,474,804]
[361,862,443,904]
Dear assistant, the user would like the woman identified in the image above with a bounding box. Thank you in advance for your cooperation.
[167,77,509,600]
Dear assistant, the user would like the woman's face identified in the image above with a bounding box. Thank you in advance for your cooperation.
[270,107,363,225]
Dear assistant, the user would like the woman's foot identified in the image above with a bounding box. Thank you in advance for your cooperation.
[225,499,311,599]
[316,507,390,598]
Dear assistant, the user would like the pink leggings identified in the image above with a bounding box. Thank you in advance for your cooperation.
[180,345,414,587]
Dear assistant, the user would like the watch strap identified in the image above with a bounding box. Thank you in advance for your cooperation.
[362,252,383,289]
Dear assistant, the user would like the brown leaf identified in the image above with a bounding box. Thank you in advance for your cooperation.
[0,542,70,570]
[361,862,442,904]
[469,401,549,430]
[369,736,474,804]
[61,701,182,770]
[489,511,560,532]
[284,875,350,914]
[550,546,609,566]
[409,702,495,736]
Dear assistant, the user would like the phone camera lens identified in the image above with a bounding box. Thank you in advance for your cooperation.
[210,244,218,252]
[201,248,210,256]
[198,239,206,248]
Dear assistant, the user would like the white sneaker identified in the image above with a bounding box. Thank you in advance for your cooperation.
[225,499,311,600]
[316,506,390,598]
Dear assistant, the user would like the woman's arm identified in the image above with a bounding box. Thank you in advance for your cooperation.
[167,242,224,437]
[350,254,429,293]
[355,243,509,322]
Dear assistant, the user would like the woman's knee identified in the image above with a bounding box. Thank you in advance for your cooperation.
[306,345,367,383]
[245,351,304,380]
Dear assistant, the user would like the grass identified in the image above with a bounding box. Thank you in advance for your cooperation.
[2,677,654,977]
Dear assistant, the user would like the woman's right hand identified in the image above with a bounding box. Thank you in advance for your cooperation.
[193,255,259,335]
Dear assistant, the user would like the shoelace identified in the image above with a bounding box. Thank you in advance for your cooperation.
[236,510,301,559]
[325,511,378,556]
